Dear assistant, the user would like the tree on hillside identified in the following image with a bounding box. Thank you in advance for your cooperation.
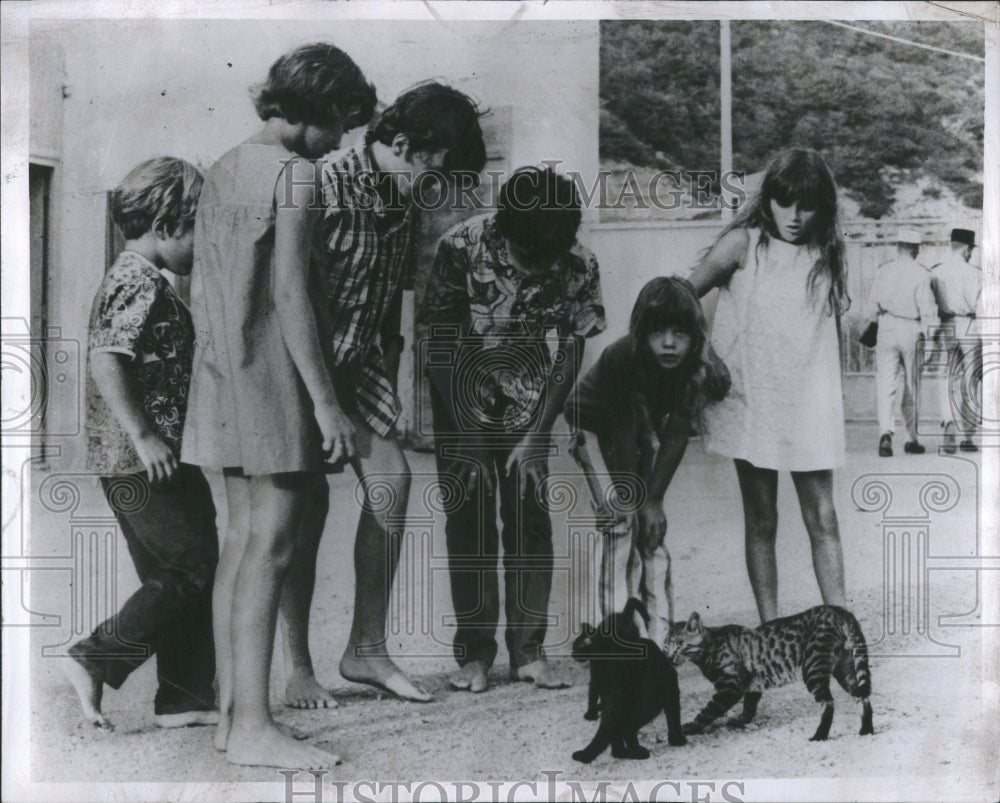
[600,20,984,218]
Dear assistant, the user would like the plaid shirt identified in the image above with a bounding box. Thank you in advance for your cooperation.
[317,140,419,436]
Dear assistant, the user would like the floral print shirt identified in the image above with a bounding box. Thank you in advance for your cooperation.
[85,251,195,474]
[420,213,606,431]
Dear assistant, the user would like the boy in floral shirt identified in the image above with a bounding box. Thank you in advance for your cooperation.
[64,157,219,730]
[421,167,605,693]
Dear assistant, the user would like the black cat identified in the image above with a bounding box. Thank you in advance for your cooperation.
[571,598,686,763]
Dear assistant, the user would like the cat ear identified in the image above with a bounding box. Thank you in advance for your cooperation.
[686,612,701,632]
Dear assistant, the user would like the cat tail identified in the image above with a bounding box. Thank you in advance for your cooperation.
[843,613,872,699]
[623,598,651,625]
[842,612,875,736]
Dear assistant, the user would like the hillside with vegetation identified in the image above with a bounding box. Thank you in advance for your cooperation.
[600,20,985,219]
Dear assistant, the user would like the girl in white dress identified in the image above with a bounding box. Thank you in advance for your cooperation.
[689,148,850,625]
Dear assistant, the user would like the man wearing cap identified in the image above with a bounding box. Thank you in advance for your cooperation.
[930,228,982,453]
[865,228,937,456]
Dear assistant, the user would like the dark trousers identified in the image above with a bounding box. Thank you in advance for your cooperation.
[69,464,219,715]
[430,386,554,670]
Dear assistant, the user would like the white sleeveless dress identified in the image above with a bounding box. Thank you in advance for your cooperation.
[703,228,845,471]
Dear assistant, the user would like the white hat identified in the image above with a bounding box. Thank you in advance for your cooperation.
[896,228,922,245]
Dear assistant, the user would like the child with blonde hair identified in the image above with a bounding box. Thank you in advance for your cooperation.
[65,157,219,732]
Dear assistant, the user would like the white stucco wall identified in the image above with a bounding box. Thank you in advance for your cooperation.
[30,19,599,469]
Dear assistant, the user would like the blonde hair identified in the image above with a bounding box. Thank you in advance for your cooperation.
[110,157,203,240]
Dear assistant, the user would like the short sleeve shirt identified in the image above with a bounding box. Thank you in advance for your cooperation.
[867,256,937,322]
[85,251,195,474]
[420,213,606,431]
[932,253,981,318]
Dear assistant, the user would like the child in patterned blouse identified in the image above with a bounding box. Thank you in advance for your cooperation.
[64,157,221,732]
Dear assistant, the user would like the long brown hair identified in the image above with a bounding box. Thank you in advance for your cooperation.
[629,276,730,431]
[721,148,849,317]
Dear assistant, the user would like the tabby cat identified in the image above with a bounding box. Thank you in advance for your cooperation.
[571,598,686,763]
[665,605,874,741]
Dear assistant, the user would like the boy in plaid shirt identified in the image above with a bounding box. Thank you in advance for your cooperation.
[308,82,487,702]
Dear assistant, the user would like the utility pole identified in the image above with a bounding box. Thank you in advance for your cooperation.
[720,19,734,221]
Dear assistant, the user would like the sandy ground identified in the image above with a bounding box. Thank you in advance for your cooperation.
[17,425,1000,800]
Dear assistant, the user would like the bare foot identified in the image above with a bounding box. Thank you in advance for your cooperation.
[339,653,432,702]
[226,722,341,769]
[215,715,306,751]
[510,659,572,689]
[62,655,113,730]
[449,660,489,693]
[285,671,339,709]
[155,710,221,728]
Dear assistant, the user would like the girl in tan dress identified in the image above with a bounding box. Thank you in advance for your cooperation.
[183,43,376,769]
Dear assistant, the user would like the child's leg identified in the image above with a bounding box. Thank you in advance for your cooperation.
[64,491,152,730]
[338,418,429,702]
[790,469,847,609]
[65,471,218,728]
[429,387,498,691]
[499,450,569,689]
[153,579,218,728]
[442,457,500,691]
[213,471,250,751]
[151,465,220,724]
[279,472,337,709]
[734,459,780,623]
[225,472,339,769]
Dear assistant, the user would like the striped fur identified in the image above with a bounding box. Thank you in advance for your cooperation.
[665,605,874,741]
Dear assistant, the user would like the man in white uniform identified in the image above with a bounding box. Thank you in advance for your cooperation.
[930,227,981,453]
[866,228,937,457]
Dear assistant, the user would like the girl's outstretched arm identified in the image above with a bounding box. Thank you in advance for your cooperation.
[637,412,690,552]
[647,412,691,503]
[273,157,354,462]
[564,344,611,444]
[688,228,749,297]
